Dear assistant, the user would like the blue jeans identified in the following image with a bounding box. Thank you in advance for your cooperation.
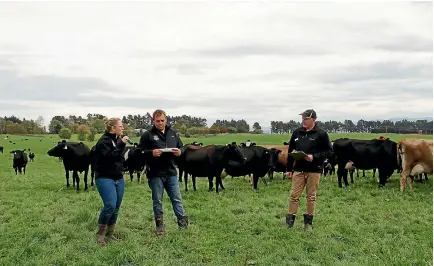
[148,176,186,217]
[96,178,125,225]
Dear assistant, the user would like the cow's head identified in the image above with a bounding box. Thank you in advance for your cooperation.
[268,148,282,170]
[10,149,26,160]
[224,142,247,163]
[47,140,71,157]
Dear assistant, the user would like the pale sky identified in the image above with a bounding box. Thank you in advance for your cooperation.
[0,1,432,129]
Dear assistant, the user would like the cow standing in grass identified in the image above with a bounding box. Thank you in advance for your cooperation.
[47,140,92,191]
[121,143,147,184]
[333,138,398,188]
[28,150,35,162]
[263,144,289,180]
[11,149,28,174]
[178,141,203,183]
[397,138,433,193]
[223,145,273,191]
[178,142,246,193]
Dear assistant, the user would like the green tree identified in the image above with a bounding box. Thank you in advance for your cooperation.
[77,124,90,141]
[87,131,95,141]
[58,128,72,139]
[49,119,63,134]
[90,118,105,133]
[253,122,261,130]
[227,127,238,134]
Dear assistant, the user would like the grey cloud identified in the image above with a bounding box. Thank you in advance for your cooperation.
[319,61,432,85]
[194,44,332,57]
[0,101,30,111]
[0,68,259,110]
[132,43,333,60]
[154,63,219,75]
[0,59,14,68]
[0,69,119,102]
[373,35,433,52]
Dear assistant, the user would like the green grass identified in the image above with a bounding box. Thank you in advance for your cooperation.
[0,133,432,266]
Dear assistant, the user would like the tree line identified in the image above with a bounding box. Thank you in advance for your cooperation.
[0,114,432,139]
[270,119,433,134]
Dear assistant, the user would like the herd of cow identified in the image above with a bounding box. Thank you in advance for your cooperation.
[6,137,433,194]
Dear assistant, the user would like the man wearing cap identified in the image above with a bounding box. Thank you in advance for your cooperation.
[284,109,333,231]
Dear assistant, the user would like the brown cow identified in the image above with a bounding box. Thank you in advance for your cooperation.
[263,144,290,180]
[397,138,433,193]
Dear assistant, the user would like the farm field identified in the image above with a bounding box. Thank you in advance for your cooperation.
[0,133,432,266]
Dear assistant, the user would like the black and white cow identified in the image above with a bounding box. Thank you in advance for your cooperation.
[11,149,28,174]
[47,140,92,191]
[121,143,147,184]
[333,138,398,188]
[28,149,35,162]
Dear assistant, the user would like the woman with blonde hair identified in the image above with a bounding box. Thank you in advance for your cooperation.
[94,117,130,246]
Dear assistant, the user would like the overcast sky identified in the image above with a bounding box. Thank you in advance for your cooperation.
[0,1,432,129]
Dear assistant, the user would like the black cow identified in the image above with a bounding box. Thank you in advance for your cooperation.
[178,142,246,193]
[28,152,35,162]
[47,140,92,191]
[0,146,3,153]
[191,141,203,146]
[11,149,28,174]
[121,143,147,184]
[333,138,398,188]
[240,141,256,148]
[178,141,203,183]
[223,145,272,191]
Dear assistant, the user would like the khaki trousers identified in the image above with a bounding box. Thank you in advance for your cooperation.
[288,171,321,215]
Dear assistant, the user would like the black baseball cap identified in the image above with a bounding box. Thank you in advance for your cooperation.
[299,109,317,118]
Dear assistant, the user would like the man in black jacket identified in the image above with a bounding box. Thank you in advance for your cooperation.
[285,109,333,231]
[138,109,188,236]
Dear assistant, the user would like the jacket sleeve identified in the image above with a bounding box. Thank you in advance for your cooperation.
[312,131,333,162]
[285,131,297,172]
[97,137,126,159]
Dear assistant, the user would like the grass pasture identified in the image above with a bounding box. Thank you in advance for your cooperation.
[0,133,432,266]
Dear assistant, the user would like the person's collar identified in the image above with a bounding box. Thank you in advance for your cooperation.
[152,124,170,134]
[104,131,117,140]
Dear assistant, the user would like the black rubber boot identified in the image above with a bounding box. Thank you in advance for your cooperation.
[155,216,164,236]
[286,214,296,228]
[106,224,122,241]
[303,214,313,231]
[177,216,189,230]
[95,224,108,246]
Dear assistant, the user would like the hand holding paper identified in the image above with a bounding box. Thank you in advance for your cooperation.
[289,150,308,160]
